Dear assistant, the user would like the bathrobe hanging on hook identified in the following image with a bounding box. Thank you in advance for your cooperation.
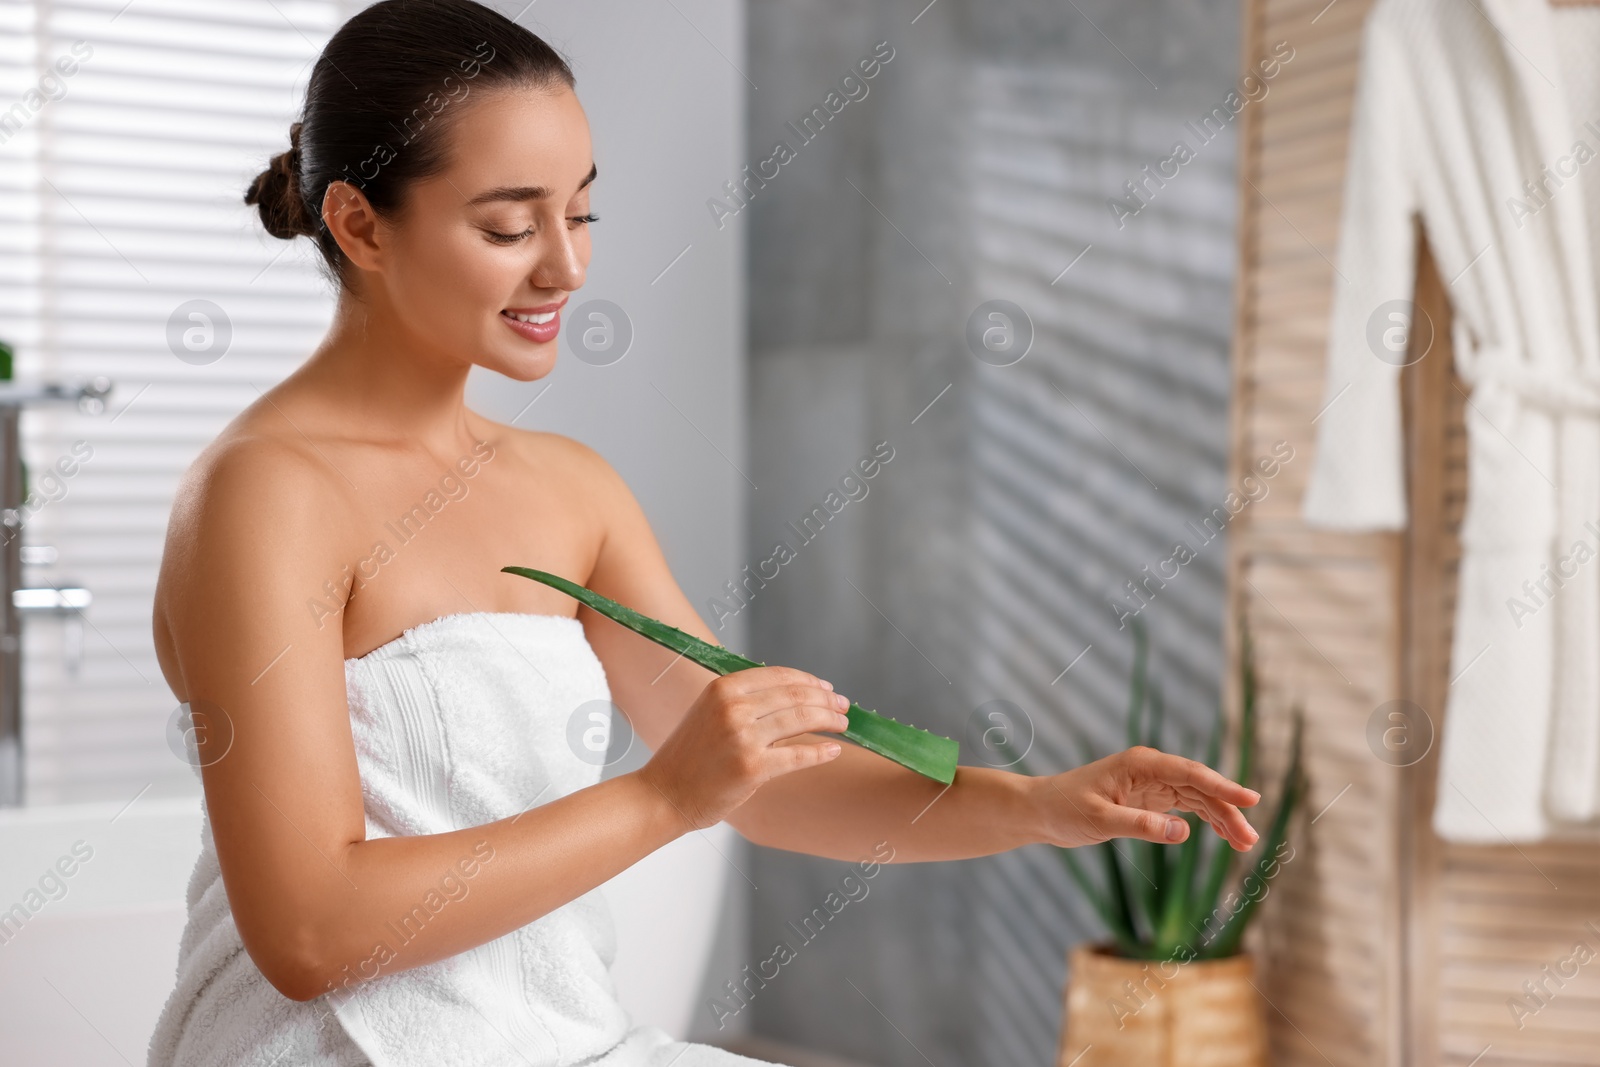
[1302,0,1600,841]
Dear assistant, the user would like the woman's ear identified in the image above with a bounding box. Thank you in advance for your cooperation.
[322,180,384,272]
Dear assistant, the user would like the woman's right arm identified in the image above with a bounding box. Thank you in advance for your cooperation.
[158,437,845,1002]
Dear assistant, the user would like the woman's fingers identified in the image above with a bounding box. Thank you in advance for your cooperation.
[1127,747,1261,808]
[752,698,851,745]
[1174,785,1260,850]
[1178,794,1258,850]
[1158,781,1254,850]
[1092,801,1194,845]
[722,664,834,698]
[1119,747,1262,851]
[747,681,846,717]
[1098,794,1256,851]
[765,737,846,775]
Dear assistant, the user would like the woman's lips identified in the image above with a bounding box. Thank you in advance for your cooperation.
[501,306,561,344]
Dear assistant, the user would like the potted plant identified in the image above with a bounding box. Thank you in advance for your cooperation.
[1004,620,1305,1067]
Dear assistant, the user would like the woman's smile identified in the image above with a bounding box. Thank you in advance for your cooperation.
[500,299,565,344]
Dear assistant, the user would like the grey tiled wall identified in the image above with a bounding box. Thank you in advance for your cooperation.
[740,2,1239,1064]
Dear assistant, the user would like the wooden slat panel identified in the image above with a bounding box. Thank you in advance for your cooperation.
[1232,0,1600,1059]
[1227,0,1394,1064]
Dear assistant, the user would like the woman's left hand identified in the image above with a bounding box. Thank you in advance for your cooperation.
[1032,746,1263,851]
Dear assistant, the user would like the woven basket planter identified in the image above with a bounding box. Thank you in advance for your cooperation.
[1056,942,1268,1067]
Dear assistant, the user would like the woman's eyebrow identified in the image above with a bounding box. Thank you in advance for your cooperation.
[467,162,598,205]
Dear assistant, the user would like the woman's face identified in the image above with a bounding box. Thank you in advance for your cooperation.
[366,84,595,382]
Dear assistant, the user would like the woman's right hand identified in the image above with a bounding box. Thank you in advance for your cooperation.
[636,665,851,832]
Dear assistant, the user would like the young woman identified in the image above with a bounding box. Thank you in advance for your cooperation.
[146,2,1261,1064]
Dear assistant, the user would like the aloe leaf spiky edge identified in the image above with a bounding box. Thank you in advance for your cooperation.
[502,566,959,785]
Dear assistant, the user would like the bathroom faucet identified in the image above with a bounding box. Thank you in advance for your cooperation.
[0,376,113,807]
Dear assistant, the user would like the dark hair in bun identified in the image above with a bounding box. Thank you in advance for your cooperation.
[245,121,312,241]
[244,0,575,283]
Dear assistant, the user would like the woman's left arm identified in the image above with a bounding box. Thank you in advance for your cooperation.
[564,443,1260,864]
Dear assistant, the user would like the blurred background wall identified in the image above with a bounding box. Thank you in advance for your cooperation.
[741,1,1241,1062]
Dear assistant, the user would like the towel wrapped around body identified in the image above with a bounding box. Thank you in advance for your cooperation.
[146,611,773,1067]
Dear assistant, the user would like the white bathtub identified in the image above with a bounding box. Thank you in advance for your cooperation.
[0,793,738,1065]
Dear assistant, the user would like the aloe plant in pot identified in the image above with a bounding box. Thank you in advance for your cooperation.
[1002,619,1305,1067]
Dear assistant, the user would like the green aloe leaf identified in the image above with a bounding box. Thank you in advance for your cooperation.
[1125,616,1149,751]
[1051,729,1145,948]
[1190,622,1258,940]
[1139,679,1169,929]
[1200,709,1304,959]
[1053,726,1151,949]
[998,734,1141,954]
[1202,694,1224,773]
[1154,811,1202,955]
[1237,623,1258,791]
[1165,697,1226,953]
[1119,622,1161,945]
[502,566,959,784]
[1055,846,1140,956]
[1148,707,1225,957]
[1143,676,1167,751]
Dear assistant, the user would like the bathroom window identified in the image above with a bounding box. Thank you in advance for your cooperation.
[0,0,358,804]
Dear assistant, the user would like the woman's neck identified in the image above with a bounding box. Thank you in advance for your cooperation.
[289,290,486,455]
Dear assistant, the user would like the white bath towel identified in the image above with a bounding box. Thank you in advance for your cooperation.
[146,611,776,1067]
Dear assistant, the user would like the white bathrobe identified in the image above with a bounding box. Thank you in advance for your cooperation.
[1302,0,1600,841]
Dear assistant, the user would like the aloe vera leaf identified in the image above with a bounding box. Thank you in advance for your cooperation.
[1144,676,1167,751]
[1136,845,1166,939]
[1139,680,1169,927]
[1117,624,1162,944]
[1180,696,1228,943]
[1237,622,1258,791]
[1190,637,1256,940]
[1154,812,1202,955]
[502,566,960,784]
[1125,616,1149,751]
[1051,728,1145,948]
[1152,713,1209,953]
[1189,817,1235,943]
[1200,711,1304,959]
[997,731,1144,952]
[1202,694,1224,772]
[1057,845,1140,955]
[1002,738,1139,953]
[1060,746,1145,951]
[1097,838,1146,948]
[1056,739,1145,947]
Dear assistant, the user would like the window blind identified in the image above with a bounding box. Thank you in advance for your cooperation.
[0,0,355,804]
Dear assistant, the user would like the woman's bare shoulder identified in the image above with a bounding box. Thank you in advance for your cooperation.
[478,418,630,501]
[171,419,349,532]
[157,415,355,609]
